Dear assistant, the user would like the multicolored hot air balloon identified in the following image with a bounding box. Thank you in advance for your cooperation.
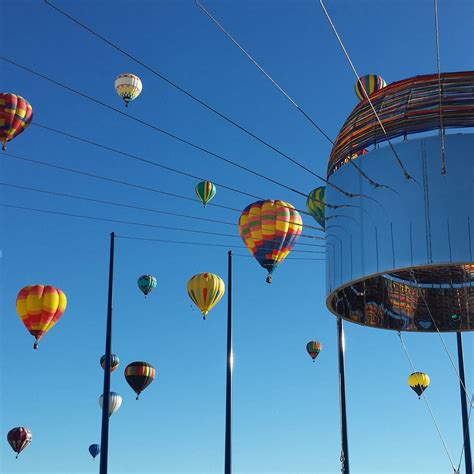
[408,372,430,399]
[15,285,67,349]
[89,444,100,460]
[7,427,32,459]
[355,74,387,101]
[238,200,302,283]
[99,392,122,417]
[115,73,142,107]
[306,187,326,229]
[137,274,157,297]
[195,181,216,207]
[187,272,225,319]
[100,354,120,373]
[306,341,322,362]
[0,93,33,150]
[124,361,156,400]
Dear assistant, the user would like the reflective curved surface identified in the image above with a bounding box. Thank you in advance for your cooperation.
[325,133,474,332]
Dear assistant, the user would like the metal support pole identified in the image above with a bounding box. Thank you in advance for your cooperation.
[99,232,115,474]
[337,317,350,474]
[456,331,472,474]
[224,250,233,474]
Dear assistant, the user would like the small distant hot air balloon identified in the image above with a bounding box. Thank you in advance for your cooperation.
[124,361,156,400]
[306,187,326,229]
[99,392,122,417]
[115,73,142,107]
[306,341,322,362]
[195,181,216,207]
[355,75,387,101]
[89,444,100,460]
[0,93,33,150]
[238,200,302,283]
[187,272,225,319]
[100,354,120,373]
[137,274,157,297]
[15,285,67,349]
[7,427,32,459]
[408,372,430,399]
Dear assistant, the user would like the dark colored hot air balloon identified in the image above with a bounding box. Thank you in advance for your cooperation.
[137,275,157,297]
[100,354,120,373]
[7,427,32,459]
[124,361,156,399]
[0,93,33,150]
[89,444,100,460]
[306,341,322,362]
[408,372,430,399]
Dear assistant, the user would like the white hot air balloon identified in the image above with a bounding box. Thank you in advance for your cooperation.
[99,392,122,417]
[114,73,142,107]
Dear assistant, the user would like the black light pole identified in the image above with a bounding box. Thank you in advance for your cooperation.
[337,317,350,474]
[224,250,233,474]
[456,331,472,474]
[99,232,115,474]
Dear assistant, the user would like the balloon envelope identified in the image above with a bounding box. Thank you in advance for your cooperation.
[115,73,142,106]
[238,200,302,282]
[355,74,387,101]
[0,93,33,150]
[306,187,325,229]
[89,444,100,459]
[124,361,156,399]
[195,181,216,206]
[137,275,157,297]
[187,272,225,319]
[16,285,67,348]
[7,427,32,458]
[408,372,430,398]
[306,341,322,361]
[99,392,122,417]
[100,354,120,372]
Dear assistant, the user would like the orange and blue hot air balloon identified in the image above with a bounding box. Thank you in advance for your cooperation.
[195,181,216,207]
[306,341,322,362]
[354,75,387,101]
[238,200,302,283]
[124,361,156,400]
[15,285,67,349]
[0,93,33,150]
[100,354,120,373]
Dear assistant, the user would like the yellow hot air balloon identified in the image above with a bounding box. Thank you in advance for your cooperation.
[187,272,225,319]
[408,372,430,399]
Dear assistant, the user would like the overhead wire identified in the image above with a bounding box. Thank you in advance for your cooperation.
[433,0,446,175]
[193,0,393,192]
[41,0,373,199]
[0,181,325,246]
[398,331,458,472]
[318,0,416,183]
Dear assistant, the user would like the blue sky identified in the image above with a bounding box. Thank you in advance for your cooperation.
[1,1,473,473]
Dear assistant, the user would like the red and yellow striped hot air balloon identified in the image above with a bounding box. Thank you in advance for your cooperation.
[187,272,225,320]
[238,200,302,283]
[0,93,33,150]
[124,361,156,400]
[15,285,67,349]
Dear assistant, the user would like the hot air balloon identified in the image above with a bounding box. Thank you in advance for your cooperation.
[408,372,430,399]
[99,392,122,417]
[124,361,156,400]
[195,181,216,207]
[0,93,33,150]
[89,444,100,460]
[137,274,157,297]
[238,200,303,283]
[100,354,120,373]
[187,272,225,319]
[355,74,387,101]
[7,427,32,459]
[306,187,326,229]
[115,73,142,107]
[306,341,322,362]
[15,285,67,349]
